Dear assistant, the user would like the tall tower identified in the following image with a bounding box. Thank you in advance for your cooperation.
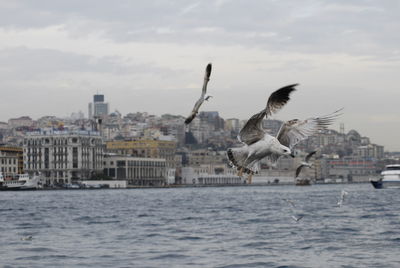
[88,94,109,119]
[340,123,345,135]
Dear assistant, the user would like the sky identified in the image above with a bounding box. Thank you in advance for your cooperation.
[0,0,399,150]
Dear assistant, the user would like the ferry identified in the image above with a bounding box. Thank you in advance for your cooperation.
[0,172,41,191]
[370,164,400,189]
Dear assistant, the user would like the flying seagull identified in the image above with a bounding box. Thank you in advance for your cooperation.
[227,84,342,183]
[337,190,348,207]
[184,63,212,125]
[295,150,317,178]
[291,215,304,222]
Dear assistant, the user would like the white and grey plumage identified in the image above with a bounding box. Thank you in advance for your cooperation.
[295,151,317,178]
[291,215,303,222]
[337,190,348,207]
[227,84,342,176]
[184,63,212,125]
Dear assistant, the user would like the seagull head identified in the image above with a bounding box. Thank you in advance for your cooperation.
[271,140,292,157]
[281,145,292,157]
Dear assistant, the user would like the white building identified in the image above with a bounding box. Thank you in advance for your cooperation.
[23,130,104,186]
[103,154,167,186]
[181,167,243,185]
[8,116,34,128]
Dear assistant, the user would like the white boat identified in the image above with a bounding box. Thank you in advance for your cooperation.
[0,172,41,191]
[370,164,400,189]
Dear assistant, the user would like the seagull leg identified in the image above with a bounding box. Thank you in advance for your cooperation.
[237,167,244,177]
[247,173,253,184]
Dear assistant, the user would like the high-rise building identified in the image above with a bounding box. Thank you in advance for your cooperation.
[88,94,109,119]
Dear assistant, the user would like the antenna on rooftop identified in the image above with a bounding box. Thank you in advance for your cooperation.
[340,123,345,134]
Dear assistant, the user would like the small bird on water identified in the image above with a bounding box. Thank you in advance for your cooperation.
[21,235,33,241]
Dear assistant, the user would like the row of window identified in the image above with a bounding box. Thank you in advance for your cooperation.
[0,158,17,165]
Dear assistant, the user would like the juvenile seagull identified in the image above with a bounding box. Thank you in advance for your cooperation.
[227,84,342,183]
[184,63,212,124]
[295,150,317,178]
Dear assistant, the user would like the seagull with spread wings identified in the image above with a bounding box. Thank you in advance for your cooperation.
[184,63,212,125]
[295,150,317,178]
[227,84,341,183]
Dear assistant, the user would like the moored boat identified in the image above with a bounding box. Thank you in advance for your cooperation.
[0,172,41,191]
[370,164,400,189]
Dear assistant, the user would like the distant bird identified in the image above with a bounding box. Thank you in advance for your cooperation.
[295,151,317,178]
[184,63,212,124]
[21,235,33,241]
[291,215,303,222]
[337,190,348,207]
[227,84,342,183]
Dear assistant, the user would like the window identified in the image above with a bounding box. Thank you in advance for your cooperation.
[73,147,78,168]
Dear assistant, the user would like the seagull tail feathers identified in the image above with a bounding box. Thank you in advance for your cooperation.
[227,147,254,175]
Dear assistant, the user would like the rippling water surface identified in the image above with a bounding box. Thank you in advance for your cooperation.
[1,184,399,267]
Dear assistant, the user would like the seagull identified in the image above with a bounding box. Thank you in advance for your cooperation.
[295,151,317,178]
[291,215,303,222]
[21,235,33,241]
[227,84,342,183]
[337,190,348,207]
[184,63,212,125]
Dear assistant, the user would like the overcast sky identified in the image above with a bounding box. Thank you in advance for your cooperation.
[0,0,399,150]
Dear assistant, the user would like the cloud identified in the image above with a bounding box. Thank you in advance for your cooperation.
[0,1,400,149]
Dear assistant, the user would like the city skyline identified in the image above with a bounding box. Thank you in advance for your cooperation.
[0,1,399,150]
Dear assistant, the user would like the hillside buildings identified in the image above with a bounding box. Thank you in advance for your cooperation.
[0,91,393,186]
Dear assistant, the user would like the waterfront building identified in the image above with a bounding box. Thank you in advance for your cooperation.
[88,94,109,119]
[103,154,167,186]
[105,139,177,168]
[181,167,243,185]
[0,146,23,175]
[23,130,104,185]
[323,156,379,182]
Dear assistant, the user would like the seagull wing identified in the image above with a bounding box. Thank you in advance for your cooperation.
[202,63,212,96]
[305,151,317,163]
[238,84,298,145]
[184,98,204,124]
[295,165,305,178]
[276,108,343,149]
[184,63,212,125]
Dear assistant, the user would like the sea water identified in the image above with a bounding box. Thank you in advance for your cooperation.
[0,184,399,268]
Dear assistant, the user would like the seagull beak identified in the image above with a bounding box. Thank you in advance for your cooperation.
[290,153,295,158]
